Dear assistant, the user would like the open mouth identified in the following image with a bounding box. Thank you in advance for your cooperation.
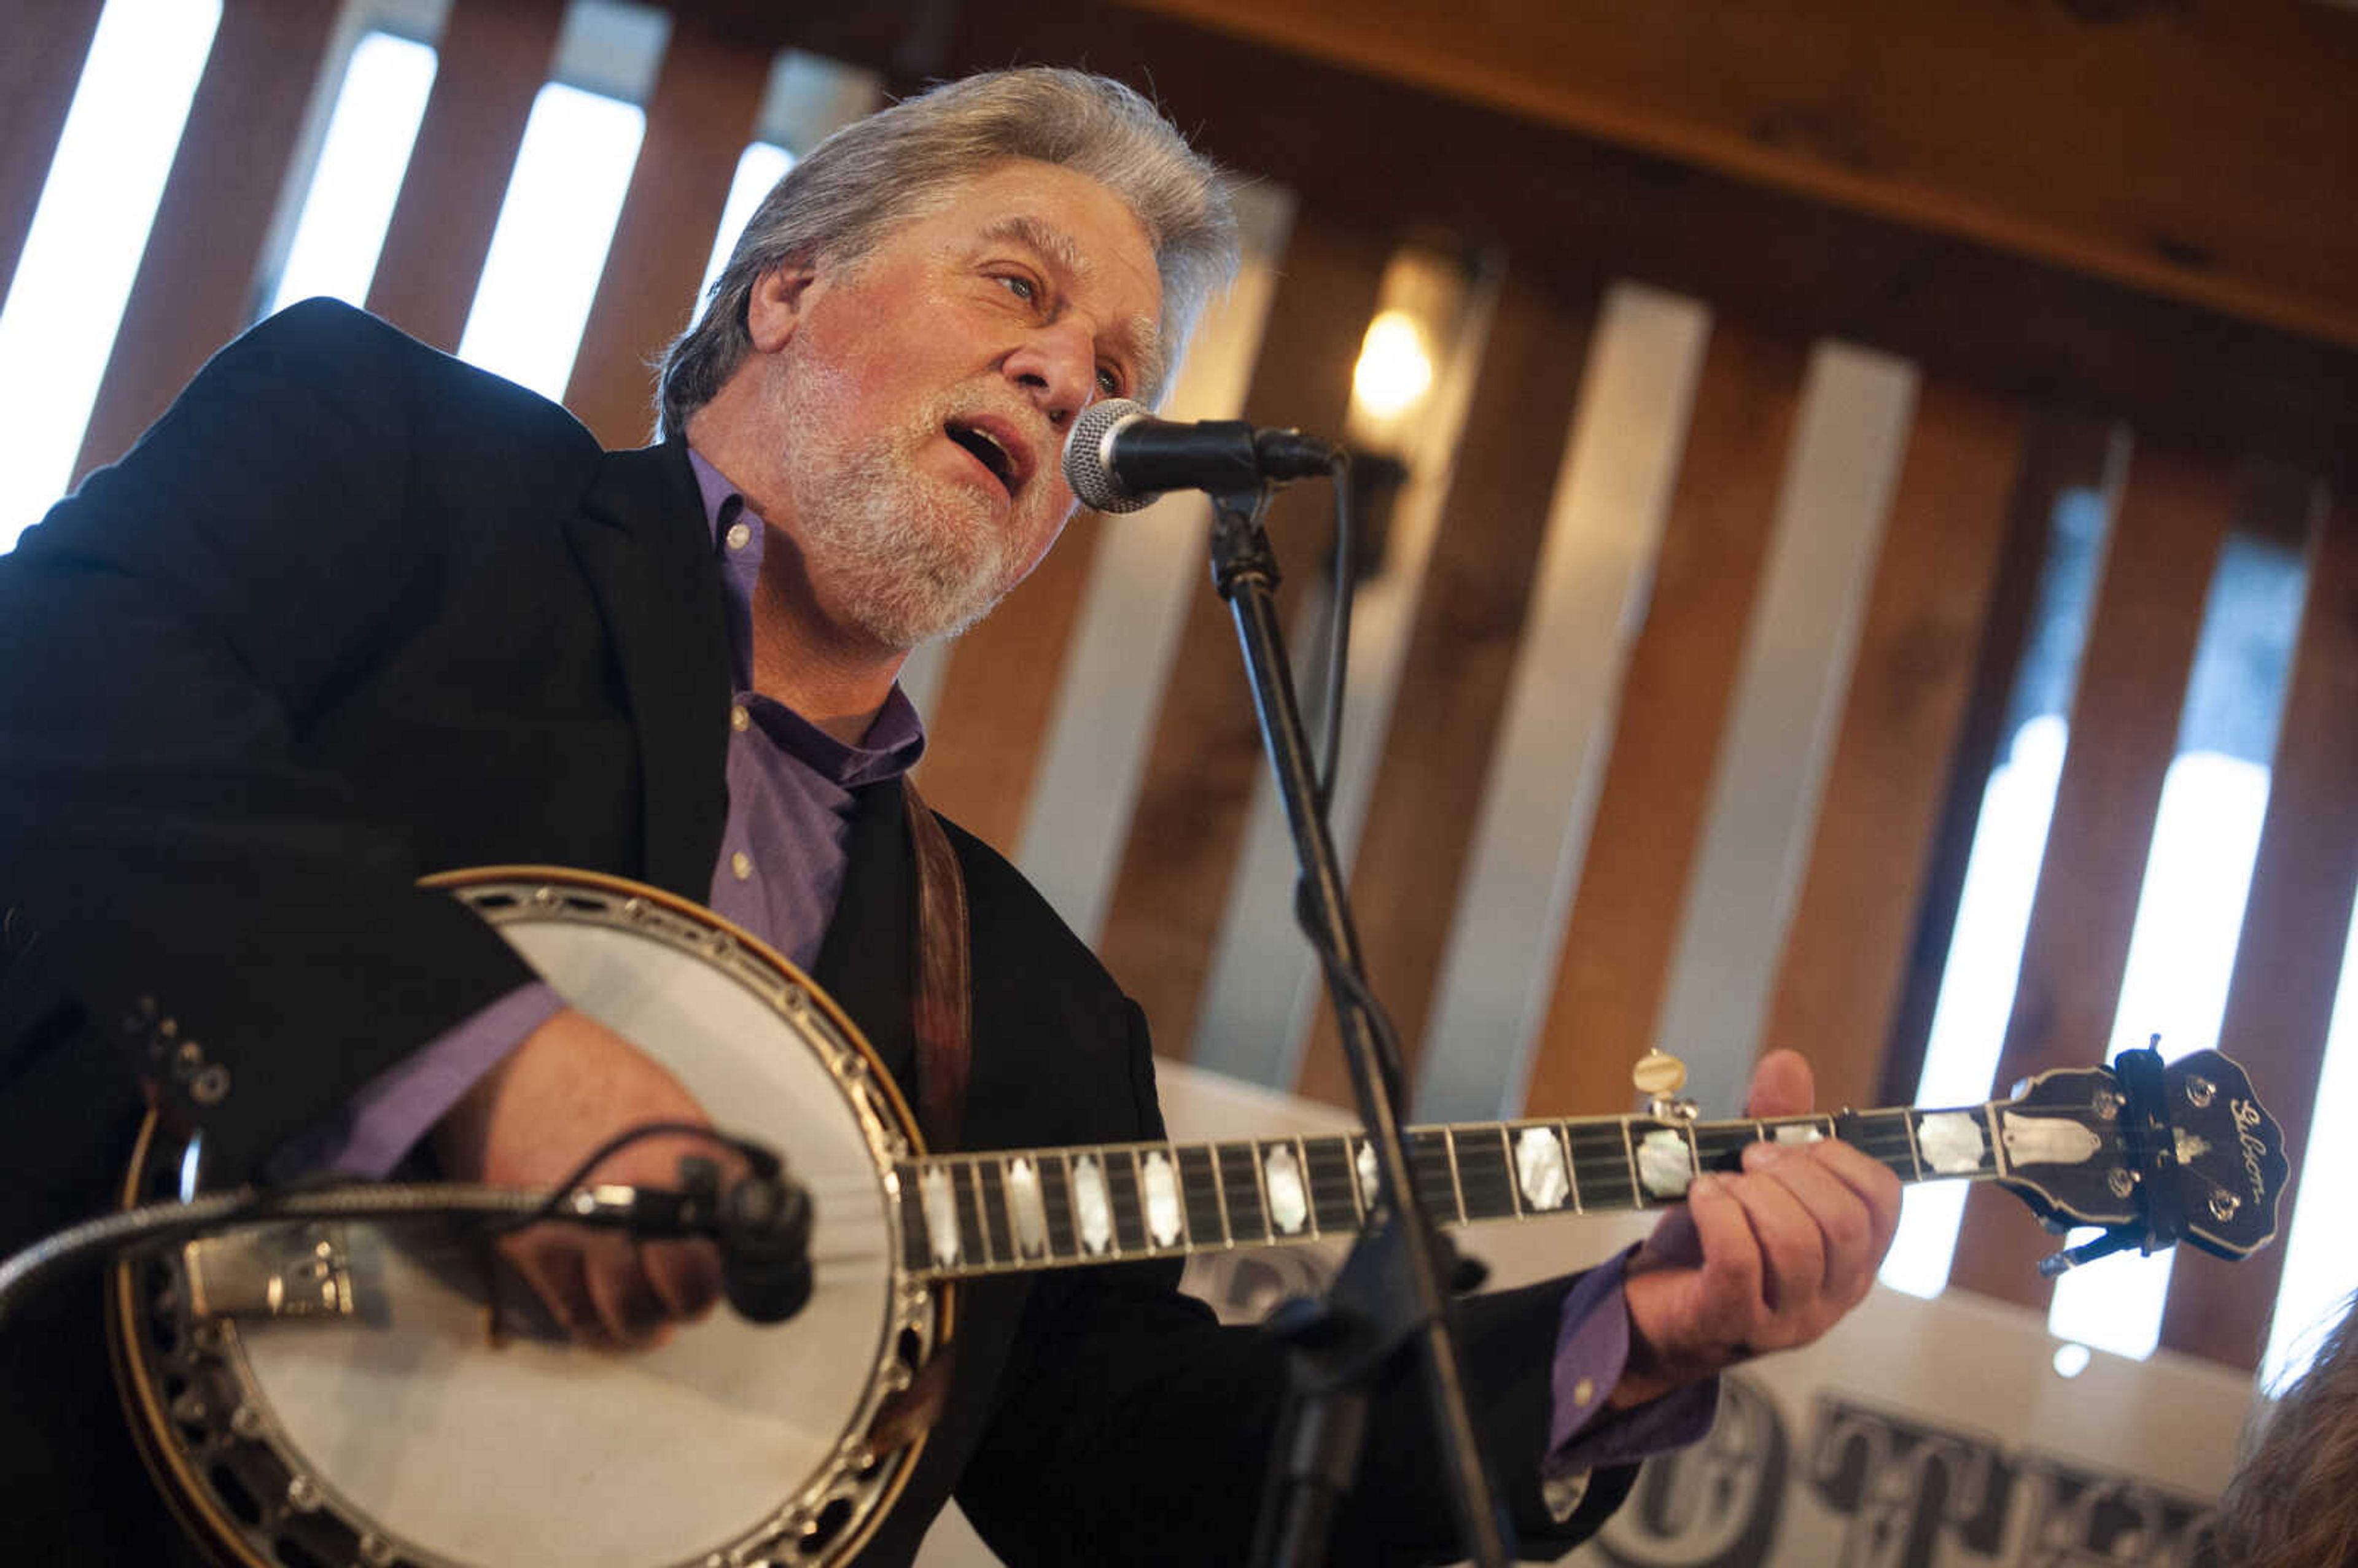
[945,422,1019,494]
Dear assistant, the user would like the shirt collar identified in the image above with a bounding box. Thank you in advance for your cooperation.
[683,445,927,786]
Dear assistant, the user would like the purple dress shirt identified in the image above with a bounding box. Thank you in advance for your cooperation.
[282,444,1710,1492]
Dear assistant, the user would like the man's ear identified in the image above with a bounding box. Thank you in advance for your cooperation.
[744,262,820,354]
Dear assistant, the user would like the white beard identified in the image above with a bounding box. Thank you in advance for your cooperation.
[769,362,1036,651]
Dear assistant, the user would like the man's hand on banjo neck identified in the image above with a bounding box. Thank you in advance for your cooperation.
[431,1008,731,1350]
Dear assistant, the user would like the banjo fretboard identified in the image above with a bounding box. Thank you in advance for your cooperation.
[892,1105,2008,1279]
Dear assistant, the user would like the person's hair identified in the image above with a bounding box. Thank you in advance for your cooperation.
[2205,1292,2358,1566]
[655,68,1237,438]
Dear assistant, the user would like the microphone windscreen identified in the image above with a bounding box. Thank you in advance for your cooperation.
[1062,398,1156,514]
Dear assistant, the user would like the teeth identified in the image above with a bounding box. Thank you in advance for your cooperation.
[951,424,1013,483]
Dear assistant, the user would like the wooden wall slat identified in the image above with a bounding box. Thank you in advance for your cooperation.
[1875,415,2118,1109]
[564,21,768,448]
[0,0,103,310]
[1519,319,1805,1117]
[1291,264,1597,1108]
[71,0,339,480]
[1094,204,1390,1058]
[1947,441,2238,1310]
[1757,379,2024,1111]
[916,512,1109,853]
[364,0,566,351]
[2158,482,2358,1372]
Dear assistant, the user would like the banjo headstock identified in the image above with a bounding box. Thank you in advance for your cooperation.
[1993,1045,2289,1273]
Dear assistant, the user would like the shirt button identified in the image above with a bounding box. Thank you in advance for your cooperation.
[731,704,750,732]
[730,851,753,882]
[725,521,752,551]
[1573,1378,1595,1408]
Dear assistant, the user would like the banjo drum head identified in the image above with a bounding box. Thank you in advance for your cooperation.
[134,874,933,1568]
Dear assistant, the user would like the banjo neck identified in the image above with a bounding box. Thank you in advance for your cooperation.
[895,1105,1983,1281]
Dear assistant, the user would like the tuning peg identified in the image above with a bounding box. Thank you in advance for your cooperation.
[1634,1049,1697,1121]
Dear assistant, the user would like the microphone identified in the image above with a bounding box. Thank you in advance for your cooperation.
[1064,398,1339,513]
[714,1164,814,1324]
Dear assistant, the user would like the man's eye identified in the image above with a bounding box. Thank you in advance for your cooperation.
[1000,274,1037,303]
[1096,367,1123,397]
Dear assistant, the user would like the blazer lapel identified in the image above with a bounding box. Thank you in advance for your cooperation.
[814,777,920,1108]
[564,440,731,902]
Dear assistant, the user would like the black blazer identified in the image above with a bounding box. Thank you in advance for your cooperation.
[0,301,1633,1564]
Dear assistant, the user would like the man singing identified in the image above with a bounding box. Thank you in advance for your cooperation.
[0,67,1899,1565]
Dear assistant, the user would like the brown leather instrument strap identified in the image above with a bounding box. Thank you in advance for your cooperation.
[869,780,971,1453]
[902,779,971,1155]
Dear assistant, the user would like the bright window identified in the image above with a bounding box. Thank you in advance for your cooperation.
[0,0,222,553]
[695,142,793,311]
[1881,485,2109,1299]
[265,31,438,317]
[2264,898,2358,1389]
[2047,530,2305,1359]
[454,82,645,401]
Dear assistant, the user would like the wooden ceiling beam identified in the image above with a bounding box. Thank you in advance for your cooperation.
[1112,0,2358,356]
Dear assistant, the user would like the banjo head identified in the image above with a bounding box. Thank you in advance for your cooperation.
[114,871,942,1568]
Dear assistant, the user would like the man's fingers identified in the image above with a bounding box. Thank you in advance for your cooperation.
[1743,1143,1875,1306]
[1718,1160,1829,1330]
[642,1237,724,1322]
[1683,1174,1767,1346]
[581,1237,671,1348]
[1809,1139,1906,1279]
[508,1236,612,1350]
[1743,1049,1815,1121]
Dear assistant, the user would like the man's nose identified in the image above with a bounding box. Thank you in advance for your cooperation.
[1004,323,1097,429]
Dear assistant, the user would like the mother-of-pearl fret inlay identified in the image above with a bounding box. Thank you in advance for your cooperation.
[923,1165,959,1267]
[1264,1144,1310,1235]
[1006,1158,1048,1258]
[1142,1150,1183,1247]
[1636,1128,1694,1198]
[1515,1127,1571,1211]
[1773,1123,1825,1144]
[1072,1155,1114,1255]
[1918,1112,1986,1175]
[1356,1141,1380,1209]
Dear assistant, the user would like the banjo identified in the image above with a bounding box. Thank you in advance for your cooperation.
[108,867,2291,1568]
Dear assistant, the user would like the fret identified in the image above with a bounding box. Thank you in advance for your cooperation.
[1566,1120,1640,1212]
[1177,1144,1228,1247]
[1444,1129,1469,1224]
[1217,1141,1270,1243]
[953,1160,992,1267]
[1692,1121,1758,1175]
[1834,1110,1912,1185]
[1038,1152,1079,1260]
[976,1160,1015,1265]
[1901,1110,1927,1181]
[1498,1128,1524,1218]
[1983,1104,2010,1178]
[894,1163,932,1271]
[1302,1136,1361,1232]
[1106,1148,1148,1255]
[1406,1130,1458,1221]
[1452,1126,1517,1222]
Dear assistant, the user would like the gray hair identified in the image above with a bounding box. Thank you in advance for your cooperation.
[656,68,1237,437]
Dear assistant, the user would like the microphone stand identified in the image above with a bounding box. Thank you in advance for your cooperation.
[1207,483,1512,1568]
